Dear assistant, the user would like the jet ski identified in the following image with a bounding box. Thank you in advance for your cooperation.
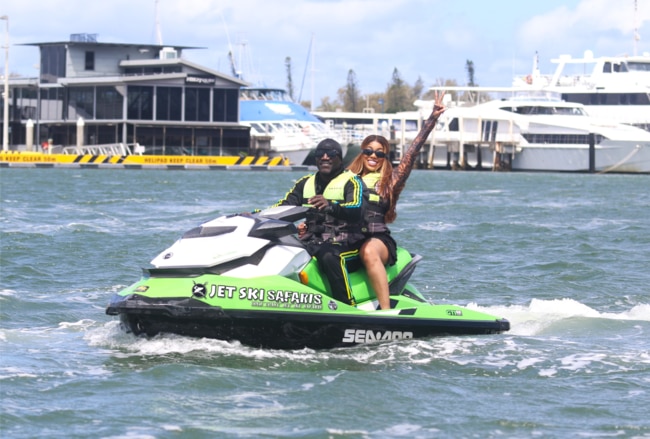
[106,206,510,349]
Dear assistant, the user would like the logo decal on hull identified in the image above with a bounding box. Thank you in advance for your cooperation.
[205,283,324,310]
[192,282,207,298]
[342,329,414,344]
[446,309,463,316]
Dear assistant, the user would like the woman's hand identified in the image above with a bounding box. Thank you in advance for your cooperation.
[432,90,447,118]
[297,222,307,237]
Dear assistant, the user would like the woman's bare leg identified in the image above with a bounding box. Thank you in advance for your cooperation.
[360,238,390,309]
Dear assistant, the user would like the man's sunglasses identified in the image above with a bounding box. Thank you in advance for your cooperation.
[314,149,340,158]
[361,149,387,159]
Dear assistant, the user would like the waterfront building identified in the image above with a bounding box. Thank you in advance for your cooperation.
[1,33,250,155]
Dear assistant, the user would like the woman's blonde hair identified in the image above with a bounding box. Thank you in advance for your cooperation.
[347,135,397,223]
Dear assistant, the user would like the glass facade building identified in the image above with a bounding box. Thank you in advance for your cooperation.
[2,38,250,155]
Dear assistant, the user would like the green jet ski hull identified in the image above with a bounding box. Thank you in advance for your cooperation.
[107,247,510,349]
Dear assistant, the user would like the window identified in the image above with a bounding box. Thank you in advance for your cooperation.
[127,86,154,120]
[68,87,95,119]
[156,87,182,121]
[144,67,162,75]
[96,86,124,119]
[96,125,121,144]
[522,133,605,144]
[627,62,650,72]
[85,51,95,71]
[163,66,182,74]
[481,120,498,142]
[222,127,250,149]
[40,45,66,83]
[39,87,65,120]
[185,87,210,122]
[15,87,38,120]
[213,88,239,122]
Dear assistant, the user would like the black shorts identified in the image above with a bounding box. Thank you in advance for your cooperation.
[367,232,397,266]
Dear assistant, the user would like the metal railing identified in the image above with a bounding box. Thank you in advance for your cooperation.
[61,143,137,156]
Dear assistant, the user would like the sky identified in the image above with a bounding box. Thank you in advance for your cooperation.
[2,0,649,107]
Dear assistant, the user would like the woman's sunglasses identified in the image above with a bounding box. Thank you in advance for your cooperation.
[361,149,387,159]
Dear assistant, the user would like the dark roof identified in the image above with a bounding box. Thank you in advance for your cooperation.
[21,41,204,50]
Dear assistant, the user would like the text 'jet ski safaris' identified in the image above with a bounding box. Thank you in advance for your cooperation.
[106,206,510,349]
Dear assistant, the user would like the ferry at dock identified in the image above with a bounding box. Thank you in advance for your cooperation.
[239,87,343,165]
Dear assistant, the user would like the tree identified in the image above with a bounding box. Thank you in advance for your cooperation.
[385,67,411,113]
[464,59,479,103]
[317,96,339,112]
[412,76,425,100]
[465,59,476,86]
[299,99,312,110]
[339,69,361,112]
[285,56,294,100]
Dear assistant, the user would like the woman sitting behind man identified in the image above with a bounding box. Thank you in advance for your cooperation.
[347,92,446,309]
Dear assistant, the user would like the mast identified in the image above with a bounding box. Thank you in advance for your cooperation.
[155,0,163,45]
[298,34,315,108]
[310,34,315,111]
[634,0,640,56]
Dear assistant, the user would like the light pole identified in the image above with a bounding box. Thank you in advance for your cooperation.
[1,15,8,152]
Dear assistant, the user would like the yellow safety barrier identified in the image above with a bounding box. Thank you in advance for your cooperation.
[0,151,290,167]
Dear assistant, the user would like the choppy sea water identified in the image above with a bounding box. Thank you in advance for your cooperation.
[1,168,649,439]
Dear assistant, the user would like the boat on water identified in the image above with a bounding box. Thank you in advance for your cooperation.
[512,51,650,131]
[239,87,343,165]
[418,88,650,173]
[312,109,422,161]
[106,205,510,349]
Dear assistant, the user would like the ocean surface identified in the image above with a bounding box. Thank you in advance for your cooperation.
[1,167,649,439]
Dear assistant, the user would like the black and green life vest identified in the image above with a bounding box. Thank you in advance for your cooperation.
[361,172,389,233]
[302,170,363,243]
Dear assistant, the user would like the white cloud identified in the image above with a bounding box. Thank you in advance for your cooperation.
[518,0,649,56]
[4,0,649,103]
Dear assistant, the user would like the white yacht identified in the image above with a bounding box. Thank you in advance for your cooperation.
[512,51,650,131]
[418,90,650,173]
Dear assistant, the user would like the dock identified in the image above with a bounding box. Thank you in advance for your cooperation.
[0,151,316,172]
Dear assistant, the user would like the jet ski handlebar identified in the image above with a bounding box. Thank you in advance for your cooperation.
[254,205,311,223]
